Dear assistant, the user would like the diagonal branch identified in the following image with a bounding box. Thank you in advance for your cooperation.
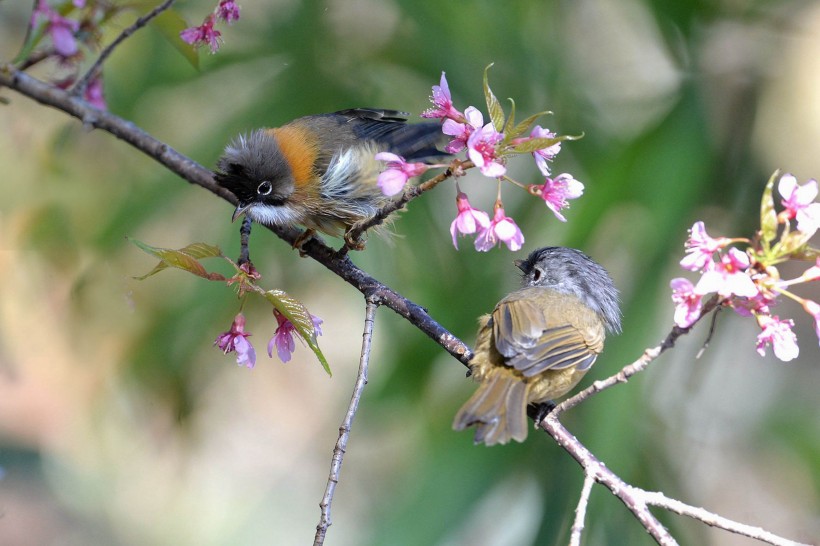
[541,415,679,546]
[644,491,810,546]
[549,296,723,418]
[0,66,473,366]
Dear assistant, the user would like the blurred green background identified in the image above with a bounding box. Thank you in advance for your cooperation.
[2,0,819,544]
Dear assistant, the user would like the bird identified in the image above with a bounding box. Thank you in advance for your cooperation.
[214,108,446,249]
[453,246,622,446]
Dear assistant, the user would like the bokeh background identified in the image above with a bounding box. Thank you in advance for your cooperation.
[2,0,819,544]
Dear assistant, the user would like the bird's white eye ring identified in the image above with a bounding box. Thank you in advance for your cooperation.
[532,268,542,282]
[257,181,273,196]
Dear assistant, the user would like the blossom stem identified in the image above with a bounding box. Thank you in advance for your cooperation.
[501,175,528,190]
[341,159,474,254]
[770,285,805,305]
[71,0,176,96]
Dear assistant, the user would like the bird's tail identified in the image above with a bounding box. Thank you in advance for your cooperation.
[452,369,529,446]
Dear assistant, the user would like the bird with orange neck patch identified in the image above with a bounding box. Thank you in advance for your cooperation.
[214,108,445,250]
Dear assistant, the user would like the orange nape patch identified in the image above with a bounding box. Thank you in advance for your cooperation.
[267,125,319,190]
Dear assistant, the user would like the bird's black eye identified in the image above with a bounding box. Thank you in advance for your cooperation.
[532,268,543,283]
[257,181,273,196]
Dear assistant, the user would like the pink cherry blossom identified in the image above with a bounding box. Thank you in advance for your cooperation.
[442,106,483,154]
[475,204,524,252]
[694,247,758,298]
[779,174,820,236]
[421,72,463,121]
[374,152,429,196]
[180,14,222,53]
[730,292,774,318]
[535,173,584,222]
[467,123,505,178]
[802,299,820,343]
[84,75,106,110]
[680,221,729,271]
[32,0,80,58]
[214,313,256,368]
[216,0,241,23]
[529,125,562,176]
[268,311,323,363]
[450,192,490,249]
[755,315,799,361]
[802,258,820,282]
[670,278,702,328]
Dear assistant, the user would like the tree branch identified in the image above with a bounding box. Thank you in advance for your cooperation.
[549,296,722,418]
[569,473,595,546]
[315,297,378,546]
[643,491,810,546]
[541,415,679,545]
[0,65,473,366]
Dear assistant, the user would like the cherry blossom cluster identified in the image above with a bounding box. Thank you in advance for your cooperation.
[671,173,820,361]
[376,69,584,252]
[26,0,106,108]
[215,262,325,368]
[215,310,323,368]
[131,239,328,372]
[180,0,241,54]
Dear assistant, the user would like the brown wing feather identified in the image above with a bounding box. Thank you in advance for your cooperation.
[491,287,605,378]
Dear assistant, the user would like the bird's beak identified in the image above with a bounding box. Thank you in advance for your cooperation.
[232,202,253,223]
[513,259,524,271]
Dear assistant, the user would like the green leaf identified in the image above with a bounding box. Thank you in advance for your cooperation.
[760,170,779,246]
[793,246,820,261]
[502,98,516,136]
[779,230,813,256]
[130,239,226,281]
[508,110,552,141]
[13,25,47,65]
[511,133,582,154]
[264,290,331,376]
[483,64,505,132]
[151,8,199,70]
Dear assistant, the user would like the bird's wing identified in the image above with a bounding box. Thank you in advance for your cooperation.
[333,108,410,123]
[491,289,605,378]
[333,108,448,162]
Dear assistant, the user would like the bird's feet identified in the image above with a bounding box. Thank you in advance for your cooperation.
[532,401,556,429]
[292,228,316,257]
[343,228,366,252]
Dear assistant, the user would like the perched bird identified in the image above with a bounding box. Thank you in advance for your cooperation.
[453,246,621,446]
[214,108,445,248]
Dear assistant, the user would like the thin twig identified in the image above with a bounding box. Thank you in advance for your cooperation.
[238,216,252,265]
[569,473,595,546]
[314,298,378,546]
[541,415,679,546]
[71,0,176,96]
[643,491,811,546]
[341,158,473,254]
[549,296,722,417]
[695,305,721,359]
